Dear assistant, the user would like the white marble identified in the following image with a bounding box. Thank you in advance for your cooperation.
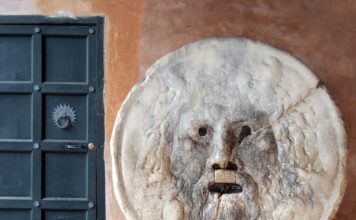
[111,38,347,220]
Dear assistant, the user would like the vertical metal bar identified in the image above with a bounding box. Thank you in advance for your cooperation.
[96,115,105,220]
[32,27,42,220]
[87,25,97,220]
[96,16,106,220]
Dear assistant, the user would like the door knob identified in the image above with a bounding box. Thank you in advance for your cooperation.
[88,143,96,150]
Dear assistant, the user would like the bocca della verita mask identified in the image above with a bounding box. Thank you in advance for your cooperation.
[110,38,346,220]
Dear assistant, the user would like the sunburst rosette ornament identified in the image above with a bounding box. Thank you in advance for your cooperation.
[52,104,77,130]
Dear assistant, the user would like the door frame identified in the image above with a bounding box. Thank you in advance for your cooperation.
[0,15,105,220]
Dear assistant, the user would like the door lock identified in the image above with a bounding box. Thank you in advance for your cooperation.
[66,144,84,150]
[88,143,96,150]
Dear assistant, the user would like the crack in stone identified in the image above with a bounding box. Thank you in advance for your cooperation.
[256,83,320,135]
[214,195,222,220]
[277,84,318,120]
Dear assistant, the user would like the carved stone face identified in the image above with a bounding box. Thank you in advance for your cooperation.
[171,105,276,219]
[111,38,346,220]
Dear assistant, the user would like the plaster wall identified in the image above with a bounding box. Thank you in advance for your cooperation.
[0,0,355,219]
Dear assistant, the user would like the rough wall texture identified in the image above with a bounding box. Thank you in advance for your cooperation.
[0,0,354,219]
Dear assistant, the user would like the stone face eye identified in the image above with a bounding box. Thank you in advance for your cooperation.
[189,124,211,142]
[198,126,208,136]
[238,126,251,143]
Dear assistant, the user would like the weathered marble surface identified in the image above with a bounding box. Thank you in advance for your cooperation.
[111,38,346,220]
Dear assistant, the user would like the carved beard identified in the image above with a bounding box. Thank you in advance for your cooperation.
[169,126,280,220]
[170,155,261,219]
[195,173,260,220]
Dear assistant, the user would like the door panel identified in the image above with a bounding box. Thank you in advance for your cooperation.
[0,94,32,140]
[0,152,31,197]
[0,36,32,81]
[43,210,87,220]
[44,36,87,83]
[0,17,104,220]
[43,95,88,141]
[0,210,31,220]
[43,152,87,198]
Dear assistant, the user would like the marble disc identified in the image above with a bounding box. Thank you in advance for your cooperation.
[111,38,347,220]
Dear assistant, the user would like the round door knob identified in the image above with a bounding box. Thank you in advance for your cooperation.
[88,143,96,150]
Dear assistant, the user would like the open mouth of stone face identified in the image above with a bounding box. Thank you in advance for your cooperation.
[208,183,242,194]
[208,169,243,194]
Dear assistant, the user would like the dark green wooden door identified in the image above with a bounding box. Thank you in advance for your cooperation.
[0,16,105,220]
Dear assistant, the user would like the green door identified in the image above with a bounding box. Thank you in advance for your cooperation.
[0,16,105,220]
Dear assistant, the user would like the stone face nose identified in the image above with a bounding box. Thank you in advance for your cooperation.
[209,149,230,169]
[208,125,238,170]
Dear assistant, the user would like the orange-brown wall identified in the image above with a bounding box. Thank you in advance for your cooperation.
[1,0,355,219]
